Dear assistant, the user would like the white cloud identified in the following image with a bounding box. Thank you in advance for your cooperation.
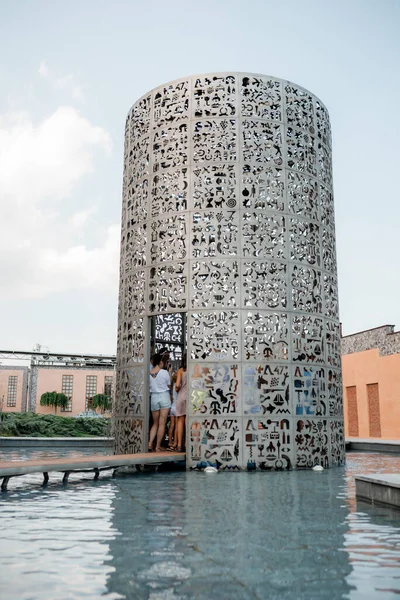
[0,106,120,300]
[69,206,97,231]
[0,106,111,203]
[55,74,85,104]
[39,61,49,77]
[38,61,85,103]
[42,224,120,290]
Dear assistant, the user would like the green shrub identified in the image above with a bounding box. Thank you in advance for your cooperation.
[92,394,112,413]
[0,412,111,437]
[40,391,69,414]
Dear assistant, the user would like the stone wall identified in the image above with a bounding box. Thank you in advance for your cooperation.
[341,325,400,357]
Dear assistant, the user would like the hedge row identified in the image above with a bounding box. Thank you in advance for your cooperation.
[0,412,111,437]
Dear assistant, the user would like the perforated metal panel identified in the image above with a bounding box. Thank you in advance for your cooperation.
[115,72,344,469]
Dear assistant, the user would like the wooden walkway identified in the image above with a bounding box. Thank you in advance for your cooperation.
[0,451,186,491]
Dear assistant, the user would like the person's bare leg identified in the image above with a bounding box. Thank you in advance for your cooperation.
[149,410,160,450]
[169,416,176,447]
[176,416,186,449]
[176,416,182,449]
[156,408,170,450]
[182,415,186,449]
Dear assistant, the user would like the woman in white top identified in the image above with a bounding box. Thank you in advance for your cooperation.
[148,353,171,452]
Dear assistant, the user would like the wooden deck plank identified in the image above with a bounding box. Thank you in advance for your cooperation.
[0,451,186,478]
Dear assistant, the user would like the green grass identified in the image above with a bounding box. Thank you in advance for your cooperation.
[0,412,111,438]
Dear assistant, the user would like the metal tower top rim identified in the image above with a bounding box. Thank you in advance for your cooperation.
[126,71,329,117]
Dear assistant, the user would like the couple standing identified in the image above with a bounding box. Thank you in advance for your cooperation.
[148,353,186,453]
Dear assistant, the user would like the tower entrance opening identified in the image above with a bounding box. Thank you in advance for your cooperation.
[149,312,187,371]
[148,313,187,451]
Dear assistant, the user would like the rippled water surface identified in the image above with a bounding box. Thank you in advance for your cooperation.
[1,449,400,599]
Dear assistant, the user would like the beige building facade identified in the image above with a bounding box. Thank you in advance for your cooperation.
[0,367,29,413]
[0,352,115,417]
[34,367,115,416]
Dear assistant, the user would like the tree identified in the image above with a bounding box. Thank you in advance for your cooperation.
[92,393,112,414]
[40,391,69,414]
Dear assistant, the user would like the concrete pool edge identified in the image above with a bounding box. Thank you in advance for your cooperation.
[0,437,114,448]
[355,473,400,509]
[346,438,400,454]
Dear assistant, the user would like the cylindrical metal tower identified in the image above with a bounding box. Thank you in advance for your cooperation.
[114,72,344,470]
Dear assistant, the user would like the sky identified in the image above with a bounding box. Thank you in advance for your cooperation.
[0,0,399,358]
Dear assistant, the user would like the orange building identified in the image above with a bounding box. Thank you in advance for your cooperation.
[34,367,115,416]
[0,351,115,417]
[0,367,29,413]
[341,325,400,439]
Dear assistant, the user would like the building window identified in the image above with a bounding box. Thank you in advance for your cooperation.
[61,375,73,412]
[104,375,114,399]
[86,375,97,410]
[367,383,381,438]
[7,376,17,407]
[346,386,359,437]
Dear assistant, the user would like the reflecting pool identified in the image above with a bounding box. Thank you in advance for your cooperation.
[1,450,400,599]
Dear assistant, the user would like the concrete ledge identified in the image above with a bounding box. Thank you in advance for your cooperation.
[0,437,113,448]
[346,438,400,454]
[355,474,400,508]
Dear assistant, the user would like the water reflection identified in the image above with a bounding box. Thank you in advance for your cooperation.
[0,447,118,600]
[1,452,400,599]
[343,454,400,599]
[105,472,192,598]
[102,469,354,599]
[0,482,120,599]
[180,471,353,598]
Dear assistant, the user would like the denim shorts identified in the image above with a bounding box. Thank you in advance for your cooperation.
[151,391,171,411]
